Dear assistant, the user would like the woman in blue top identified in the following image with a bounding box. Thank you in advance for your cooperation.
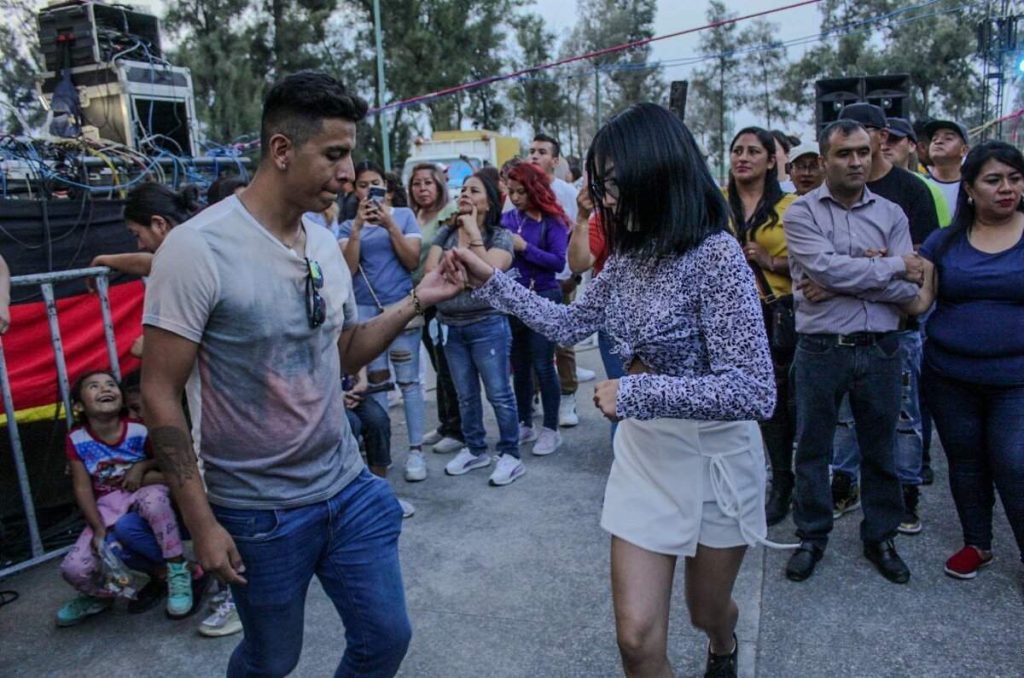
[338,161,427,482]
[903,141,1024,581]
[502,161,570,457]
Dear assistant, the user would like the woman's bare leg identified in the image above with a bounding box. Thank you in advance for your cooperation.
[684,544,747,655]
[611,536,677,678]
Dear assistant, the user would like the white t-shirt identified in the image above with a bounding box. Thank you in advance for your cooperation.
[925,175,961,217]
[551,176,579,223]
[143,196,362,509]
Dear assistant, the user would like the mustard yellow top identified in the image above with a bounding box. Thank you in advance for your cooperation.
[727,192,797,298]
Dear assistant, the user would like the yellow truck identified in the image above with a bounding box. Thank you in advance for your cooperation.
[401,130,521,192]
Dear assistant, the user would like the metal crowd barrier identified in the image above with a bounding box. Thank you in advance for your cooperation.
[1,266,120,579]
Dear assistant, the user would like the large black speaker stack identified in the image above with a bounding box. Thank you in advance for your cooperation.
[815,74,910,131]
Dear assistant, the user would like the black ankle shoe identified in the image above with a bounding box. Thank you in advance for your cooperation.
[864,539,911,584]
[704,634,738,678]
[765,488,792,527]
[785,542,823,582]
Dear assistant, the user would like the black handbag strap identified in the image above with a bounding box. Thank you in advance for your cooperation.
[747,259,781,304]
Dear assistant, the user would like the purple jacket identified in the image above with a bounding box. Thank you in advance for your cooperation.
[501,210,568,293]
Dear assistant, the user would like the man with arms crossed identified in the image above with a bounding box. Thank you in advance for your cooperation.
[142,72,460,677]
[783,120,923,585]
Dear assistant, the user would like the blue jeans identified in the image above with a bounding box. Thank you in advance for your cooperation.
[358,304,425,448]
[510,288,562,431]
[793,333,904,548]
[922,366,1024,562]
[598,329,626,439]
[598,329,625,380]
[832,330,923,485]
[346,396,391,469]
[211,470,411,677]
[442,315,519,459]
[106,511,165,574]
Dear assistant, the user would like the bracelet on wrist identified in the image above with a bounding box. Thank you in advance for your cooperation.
[409,287,425,316]
[469,240,484,247]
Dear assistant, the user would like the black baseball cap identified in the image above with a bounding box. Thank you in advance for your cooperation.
[923,119,969,144]
[838,103,887,129]
[885,117,916,143]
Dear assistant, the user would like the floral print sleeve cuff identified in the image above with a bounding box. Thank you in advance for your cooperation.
[475,267,609,347]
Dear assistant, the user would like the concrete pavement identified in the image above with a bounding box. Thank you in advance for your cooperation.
[0,345,1020,677]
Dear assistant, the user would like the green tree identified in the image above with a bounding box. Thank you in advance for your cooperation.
[0,0,45,134]
[779,0,986,127]
[508,14,569,137]
[575,0,663,117]
[739,19,790,130]
[687,0,745,184]
[164,0,266,144]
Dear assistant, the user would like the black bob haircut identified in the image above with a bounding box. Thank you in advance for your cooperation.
[818,119,867,156]
[260,71,368,152]
[585,103,729,258]
[533,133,561,158]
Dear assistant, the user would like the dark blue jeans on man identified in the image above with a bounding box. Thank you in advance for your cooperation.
[831,329,923,485]
[510,288,562,431]
[922,365,1024,564]
[346,396,391,469]
[793,333,904,548]
[442,315,519,459]
[211,469,410,677]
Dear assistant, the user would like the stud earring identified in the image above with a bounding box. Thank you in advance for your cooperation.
[967,196,974,206]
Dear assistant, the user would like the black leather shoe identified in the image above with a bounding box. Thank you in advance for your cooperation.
[765,488,792,527]
[864,539,911,584]
[785,542,823,582]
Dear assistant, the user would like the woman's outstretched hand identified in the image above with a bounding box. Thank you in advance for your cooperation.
[444,248,495,289]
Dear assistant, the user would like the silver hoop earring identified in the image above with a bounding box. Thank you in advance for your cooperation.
[967,196,974,206]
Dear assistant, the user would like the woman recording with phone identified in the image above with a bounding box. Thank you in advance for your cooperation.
[338,160,427,482]
[424,172,522,487]
[444,104,776,678]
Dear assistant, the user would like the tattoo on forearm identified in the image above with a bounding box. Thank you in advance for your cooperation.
[150,426,197,488]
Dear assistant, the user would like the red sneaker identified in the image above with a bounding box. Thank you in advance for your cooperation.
[943,546,993,580]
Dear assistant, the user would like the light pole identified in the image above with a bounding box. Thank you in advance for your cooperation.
[372,0,391,170]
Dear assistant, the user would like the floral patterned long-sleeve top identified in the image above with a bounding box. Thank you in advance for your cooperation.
[475,231,776,422]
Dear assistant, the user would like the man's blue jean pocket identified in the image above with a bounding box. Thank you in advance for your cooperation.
[212,506,282,543]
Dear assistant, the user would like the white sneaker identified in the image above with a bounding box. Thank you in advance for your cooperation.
[489,454,525,486]
[576,366,596,382]
[445,448,492,476]
[558,394,579,427]
[398,498,416,518]
[532,427,562,456]
[519,423,538,444]
[404,450,427,482]
[198,598,242,638]
[422,429,443,445]
[432,436,464,454]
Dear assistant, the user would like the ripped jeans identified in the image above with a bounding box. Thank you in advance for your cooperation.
[358,304,425,448]
[832,330,923,486]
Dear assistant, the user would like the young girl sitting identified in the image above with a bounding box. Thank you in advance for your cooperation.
[56,370,193,626]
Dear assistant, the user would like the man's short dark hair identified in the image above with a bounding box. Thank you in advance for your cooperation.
[819,120,867,156]
[533,133,561,158]
[260,71,369,151]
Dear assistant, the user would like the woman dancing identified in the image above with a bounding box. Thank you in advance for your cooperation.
[444,103,776,678]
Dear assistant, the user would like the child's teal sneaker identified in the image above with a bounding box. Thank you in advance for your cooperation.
[165,561,194,619]
[55,594,112,627]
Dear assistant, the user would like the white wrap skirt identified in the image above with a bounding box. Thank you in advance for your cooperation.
[601,417,768,557]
